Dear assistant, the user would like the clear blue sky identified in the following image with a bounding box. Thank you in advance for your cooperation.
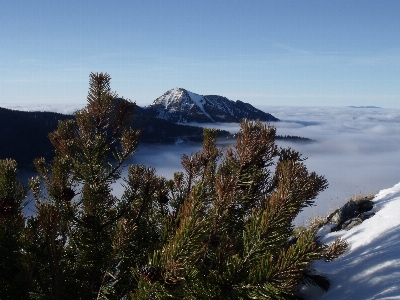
[1,0,400,108]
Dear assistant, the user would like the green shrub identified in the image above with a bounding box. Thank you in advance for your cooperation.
[0,73,347,299]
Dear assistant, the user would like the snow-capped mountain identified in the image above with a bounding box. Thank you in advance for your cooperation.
[146,88,279,123]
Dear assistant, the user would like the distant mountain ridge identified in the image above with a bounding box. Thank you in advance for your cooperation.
[1,90,282,167]
[349,106,381,109]
[146,88,279,123]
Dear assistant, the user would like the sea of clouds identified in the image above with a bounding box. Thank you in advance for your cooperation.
[129,105,400,224]
[263,106,400,223]
[5,103,400,225]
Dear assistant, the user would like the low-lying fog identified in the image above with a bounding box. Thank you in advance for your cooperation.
[10,104,400,225]
[265,106,400,224]
[126,106,400,225]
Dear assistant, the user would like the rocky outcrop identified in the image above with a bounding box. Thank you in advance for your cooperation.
[326,197,375,231]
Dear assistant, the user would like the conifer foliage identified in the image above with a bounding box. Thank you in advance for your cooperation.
[0,73,347,299]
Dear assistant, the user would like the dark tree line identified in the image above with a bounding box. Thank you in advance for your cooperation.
[0,106,229,169]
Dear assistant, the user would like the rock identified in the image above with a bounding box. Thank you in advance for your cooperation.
[357,199,374,213]
[338,200,359,222]
[360,211,375,221]
[341,217,363,230]
[329,211,340,224]
[325,198,375,232]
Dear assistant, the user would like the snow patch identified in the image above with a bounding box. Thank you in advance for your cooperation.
[174,138,184,145]
[305,182,400,300]
[154,87,183,110]
[186,90,214,122]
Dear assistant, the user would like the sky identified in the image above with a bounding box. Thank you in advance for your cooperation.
[1,0,400,109]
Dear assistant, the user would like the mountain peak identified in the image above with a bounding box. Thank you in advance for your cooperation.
[152,87,203,108]
[148,88,279,123]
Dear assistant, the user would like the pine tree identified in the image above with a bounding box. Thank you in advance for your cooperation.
[130,120,347,300]
[0,72,347,299]
[24,72,143,299]
[0,159,30,299]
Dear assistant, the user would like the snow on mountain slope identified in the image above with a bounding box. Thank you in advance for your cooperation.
[186,90,213,121]
[301,182,400,300]
[147,88,279,123]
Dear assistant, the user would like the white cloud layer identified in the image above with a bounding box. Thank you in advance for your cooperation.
[2,103,81,115]
[263,106,400,223]
[9,103,400,225]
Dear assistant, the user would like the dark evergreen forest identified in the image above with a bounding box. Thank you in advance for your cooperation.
[0,104,312,169]
[0,106,228,168]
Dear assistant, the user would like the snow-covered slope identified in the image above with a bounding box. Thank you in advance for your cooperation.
[147,88,279,123]
[302,182,400,299]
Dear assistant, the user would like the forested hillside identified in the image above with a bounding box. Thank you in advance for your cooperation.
[0,106,230,168]
[0,107,71,166]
